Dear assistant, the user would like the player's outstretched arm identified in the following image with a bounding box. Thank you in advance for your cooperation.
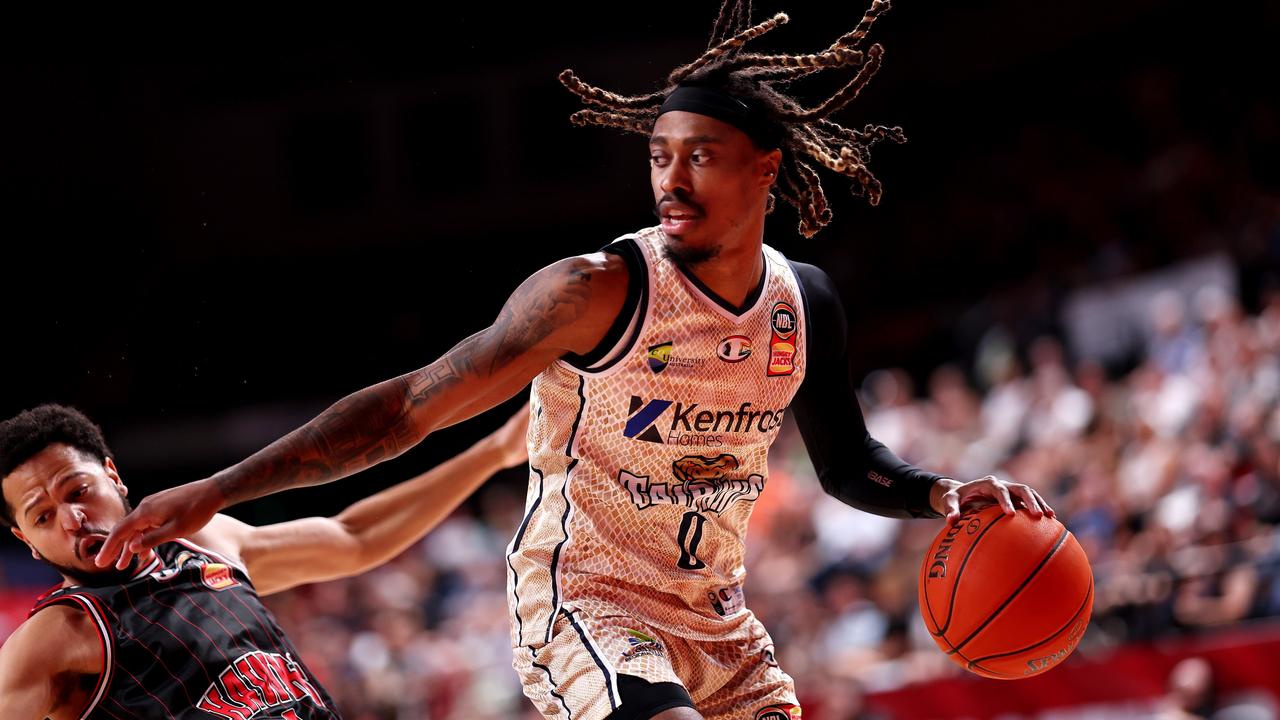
[191,406,530,595]
[0,606,104,719]
[788,261,1053,525]
[97,253,627,569]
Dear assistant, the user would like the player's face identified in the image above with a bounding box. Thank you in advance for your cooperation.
[5,444,135,584]
[650,111,780,261]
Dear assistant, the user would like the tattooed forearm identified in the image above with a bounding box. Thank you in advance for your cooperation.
[206,256,600,508]
[212,360,461,505]
[406,358,465,405]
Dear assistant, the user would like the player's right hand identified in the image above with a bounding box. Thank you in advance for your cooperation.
[491,405,532,469]
[95,478,224,569]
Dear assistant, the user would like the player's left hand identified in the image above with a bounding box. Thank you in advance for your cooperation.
[931,475,1054,526]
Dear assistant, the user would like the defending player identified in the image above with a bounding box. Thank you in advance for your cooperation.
[0,403,528,719]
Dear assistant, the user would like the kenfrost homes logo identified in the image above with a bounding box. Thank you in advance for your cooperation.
[623,396,786,446]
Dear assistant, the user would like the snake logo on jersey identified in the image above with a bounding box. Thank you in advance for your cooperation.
[618,453,766,514]
[196,650,326,720]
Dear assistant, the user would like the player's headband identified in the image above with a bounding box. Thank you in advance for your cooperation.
[658,83,784,150]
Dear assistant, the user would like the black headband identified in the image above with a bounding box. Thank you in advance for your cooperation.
[658,83,783,149]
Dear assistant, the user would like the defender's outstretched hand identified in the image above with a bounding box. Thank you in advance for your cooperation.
[491,404,532,469]
[932,475,1054,526]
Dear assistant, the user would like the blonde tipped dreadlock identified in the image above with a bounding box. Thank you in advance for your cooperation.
[559,0,905,238]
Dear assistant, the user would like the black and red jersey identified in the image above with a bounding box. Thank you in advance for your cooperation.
[30,539,340,720]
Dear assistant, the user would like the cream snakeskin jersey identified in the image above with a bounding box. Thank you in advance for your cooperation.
[508,226,807,647]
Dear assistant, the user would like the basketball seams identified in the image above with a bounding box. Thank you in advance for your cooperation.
[948,527,1071,654]
[931,512,1009,637]
[967,575,1094,672]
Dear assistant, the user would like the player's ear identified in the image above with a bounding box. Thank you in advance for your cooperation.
[12,528,40,559]
[104,457,127,496]
[758,148,782,188]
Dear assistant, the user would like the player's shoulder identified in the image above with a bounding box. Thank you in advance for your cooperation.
[2,602,101,673]
[782,258,837,294]
[187,513,253,566]
[551,248,630,284]
[532,248,630,314]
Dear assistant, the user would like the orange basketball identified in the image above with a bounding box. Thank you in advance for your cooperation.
[918,505,1093,679]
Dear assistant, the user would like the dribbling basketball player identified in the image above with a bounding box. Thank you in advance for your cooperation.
[97,3,1053,718]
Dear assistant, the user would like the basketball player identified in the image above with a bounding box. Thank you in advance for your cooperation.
[97,2,1054,718]
[0,403,528,719]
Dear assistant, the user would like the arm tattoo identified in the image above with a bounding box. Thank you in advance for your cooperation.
[486,262,592,374]
[434,259,594,378]
[211,259,595,506]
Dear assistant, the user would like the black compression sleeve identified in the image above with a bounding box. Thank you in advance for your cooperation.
[789,261,945,519]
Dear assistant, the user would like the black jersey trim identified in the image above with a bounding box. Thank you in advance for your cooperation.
[565,609,620,711]
[530,647,575,720]
[508,467,545,641]
[673,251,767,317]
[787,259,812,371]
[546,375,586,644]
[562,238,649,373]
[33,593,116,720]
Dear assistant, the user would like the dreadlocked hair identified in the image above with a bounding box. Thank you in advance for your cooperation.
[559,0,904,238]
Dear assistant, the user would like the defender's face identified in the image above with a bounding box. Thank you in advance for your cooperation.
[5,444,131,580]
[650,111,779,259]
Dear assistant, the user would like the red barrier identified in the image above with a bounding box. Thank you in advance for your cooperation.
[0,590,40,641]
[866,623,1280,719]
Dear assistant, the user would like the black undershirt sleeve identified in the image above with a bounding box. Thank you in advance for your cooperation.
[789,260,945,519]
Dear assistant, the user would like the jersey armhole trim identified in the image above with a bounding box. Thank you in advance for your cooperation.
[786,258,813,373]
[31,593,116,720]
[559,237,650,376]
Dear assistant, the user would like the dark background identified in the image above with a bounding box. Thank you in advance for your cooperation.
[2,0,1278,527]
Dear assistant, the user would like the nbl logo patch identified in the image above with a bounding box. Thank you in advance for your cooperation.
[767,301,798,377]
[771,303,797,339]
[755,705,802,720]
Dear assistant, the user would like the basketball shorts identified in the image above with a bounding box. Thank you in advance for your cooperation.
[512,599,801,720]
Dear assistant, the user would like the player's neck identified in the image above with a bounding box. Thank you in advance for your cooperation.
[58,548,158,588]
[681,233,765,309]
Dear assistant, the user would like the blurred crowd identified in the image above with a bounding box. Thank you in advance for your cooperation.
[260,284,1280,719]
